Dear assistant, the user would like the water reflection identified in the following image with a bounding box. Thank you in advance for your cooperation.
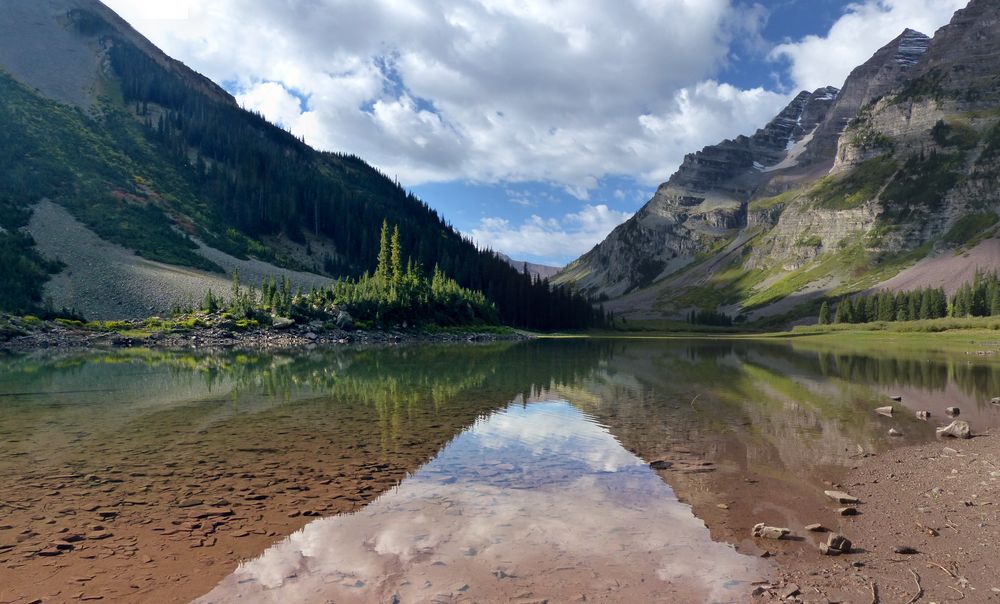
[3,339,1000,602]
[196,401,764,604]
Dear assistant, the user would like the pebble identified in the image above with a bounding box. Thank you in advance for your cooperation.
[824,490,860,504]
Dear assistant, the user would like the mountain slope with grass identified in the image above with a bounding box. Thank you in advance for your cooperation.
[0,0,602,329]
[555,0,1000,326]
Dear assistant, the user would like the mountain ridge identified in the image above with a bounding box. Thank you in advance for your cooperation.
[556,0,1000,325]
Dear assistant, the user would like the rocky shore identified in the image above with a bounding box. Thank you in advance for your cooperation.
[751,433,1000,603]
[0,313,530,353]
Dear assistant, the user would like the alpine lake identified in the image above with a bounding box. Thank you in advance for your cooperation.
[2,337,1000,603]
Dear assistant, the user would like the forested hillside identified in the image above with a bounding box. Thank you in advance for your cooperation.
[0,2,602,330]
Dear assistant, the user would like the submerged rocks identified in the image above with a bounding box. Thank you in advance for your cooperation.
[824,490,860,504]
[937,420,971,439]
[752,523,790,540]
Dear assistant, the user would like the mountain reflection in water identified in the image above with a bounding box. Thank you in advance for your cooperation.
[196,401,763,603]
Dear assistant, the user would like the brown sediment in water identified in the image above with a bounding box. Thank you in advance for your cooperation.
[0,394,508,603]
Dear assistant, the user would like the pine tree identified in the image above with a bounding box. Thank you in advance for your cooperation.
[375,220,390,283]
[818,301,830,325]
[390,225,403,287]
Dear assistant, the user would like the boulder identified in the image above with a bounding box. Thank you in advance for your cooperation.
[272,317,295,330]
[752,523,790,540]
[936,420,971,439]
[334,310,355,331]
[824,490,860,504]
[875,406,894,417]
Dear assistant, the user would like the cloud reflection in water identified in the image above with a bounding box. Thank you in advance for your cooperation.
[196,400,764,603]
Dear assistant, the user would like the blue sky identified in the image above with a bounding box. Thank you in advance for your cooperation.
[104,0,965,265]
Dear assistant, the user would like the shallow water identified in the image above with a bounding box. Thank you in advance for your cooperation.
[2,338,1000,603]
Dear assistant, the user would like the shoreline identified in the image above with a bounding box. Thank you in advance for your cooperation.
[0,314,531,353]
[749,434,1000,602]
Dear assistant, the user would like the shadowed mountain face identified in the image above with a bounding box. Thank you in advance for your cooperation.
[0,0,598,329]
[556,1,1000,325]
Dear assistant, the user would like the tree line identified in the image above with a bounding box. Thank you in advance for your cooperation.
[819,271,1000,325]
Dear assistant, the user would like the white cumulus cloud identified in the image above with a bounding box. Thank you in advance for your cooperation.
[101,0,786,191]
[470,205,633,265]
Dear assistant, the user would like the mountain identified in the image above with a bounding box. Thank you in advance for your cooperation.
[497,253,562,281]
[555,0,1000,324]
[0,0,602,329]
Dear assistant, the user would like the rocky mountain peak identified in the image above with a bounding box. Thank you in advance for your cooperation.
[799,27,929,166]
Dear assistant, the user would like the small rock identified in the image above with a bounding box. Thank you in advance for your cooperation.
[945,407,960,416]
[824,490,860,504]
[805,523,826,532]
[752,523,790,540]
[87,531,113,540]
[888,428,903,437]
[837,507,859,516]
[875,406,894,417]
[819,543,841,556]
[827,533,852,553]
[889,395,903,402]
[177,498,203,508]
[942,447,959,455]
[991,397,1000,405]
[916,411,931,420]
[649,460,672,470]
[936,420,971,439]
[778,583,800,599]
[751,586,768,597]
[893,545,919,555]
[716,503,730,510]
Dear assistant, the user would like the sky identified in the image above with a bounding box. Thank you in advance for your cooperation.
[101,0,966,266]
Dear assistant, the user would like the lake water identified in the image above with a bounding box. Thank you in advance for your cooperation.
[3,338,1000,603]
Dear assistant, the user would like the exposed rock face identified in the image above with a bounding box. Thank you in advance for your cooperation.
[817,28,930,170]
[556,88,839,298]
[910,0,1000,108]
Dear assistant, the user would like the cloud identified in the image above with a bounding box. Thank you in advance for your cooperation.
[101,0,788,192]
[470,204,633,264]
[770,0,966,92]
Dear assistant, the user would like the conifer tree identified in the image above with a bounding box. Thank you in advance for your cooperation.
[818,301,830,325]
[375,220,390,283]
